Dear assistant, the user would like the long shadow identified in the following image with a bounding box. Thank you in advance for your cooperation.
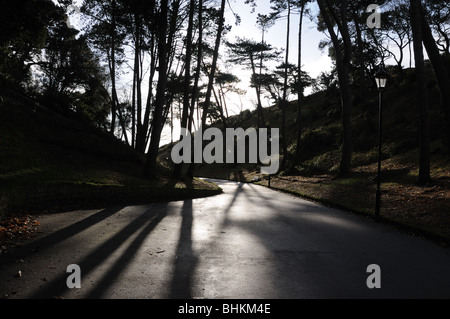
[168,199,198,299]
[228,182,450,298]
[211,182,360,298]
[28,204,168,299]
[222,182,244,216]
[85,206,168,298]
[167,183,246,298]
[246,182,329,213]
[201,179,244,219]
[0,206,124,266]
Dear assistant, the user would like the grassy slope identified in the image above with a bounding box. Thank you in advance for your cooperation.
[189,65,450,244]
[0,91,221,220]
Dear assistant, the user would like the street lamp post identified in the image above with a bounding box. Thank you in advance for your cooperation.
[374,65,388,220]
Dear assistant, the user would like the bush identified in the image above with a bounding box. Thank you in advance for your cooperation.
[299,127,339,160]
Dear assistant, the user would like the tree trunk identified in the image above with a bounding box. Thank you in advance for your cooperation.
[410,0,431,185]
[201,0,226,129]
[281,0,291,172]
[318,0,353,176]
[213,85,228,128]
[250,52,265,129]
[174,0,195,179]
[187,0,226,179]
[338,0,353,177]
[419,3,450,152]
[353,10,368,97]
[258,28,267,129]
[187,0,203,179]
[144,0,169,179]
[290,3,306,173]
[136,18,143,153]
[138,26,157,154]
[131,32,138,149]
[110,0,117,135]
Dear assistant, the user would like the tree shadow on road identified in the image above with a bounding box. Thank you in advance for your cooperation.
[85,206,169,298]
[24,205,168,299]
[168,199,198,299]
[0,206,125,267]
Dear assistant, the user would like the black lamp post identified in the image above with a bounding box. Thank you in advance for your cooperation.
[374,64,388,220]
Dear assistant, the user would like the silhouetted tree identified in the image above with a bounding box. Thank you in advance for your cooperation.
[226,38,280,128]
[418,2,450,153]
[144,0,170,179]
[291,0,310,172]
[174,0,196,179]
[410,0,431,185]
[317,0,353,176]
[0,0,62,87]
[201,0,226,130]
[81,0,128,140]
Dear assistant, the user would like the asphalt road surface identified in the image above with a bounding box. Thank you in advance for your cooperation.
[1,179,450,299]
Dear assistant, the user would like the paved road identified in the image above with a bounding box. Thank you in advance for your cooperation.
[1,179,450,299]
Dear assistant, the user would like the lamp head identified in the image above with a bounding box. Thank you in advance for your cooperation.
[375,65,388,90]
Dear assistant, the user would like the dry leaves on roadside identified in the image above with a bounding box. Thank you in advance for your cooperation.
[0,216,41,254]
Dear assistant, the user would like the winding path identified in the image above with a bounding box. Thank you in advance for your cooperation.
[1,179,450,299]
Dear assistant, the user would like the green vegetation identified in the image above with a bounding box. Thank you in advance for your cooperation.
[0,91,222,220]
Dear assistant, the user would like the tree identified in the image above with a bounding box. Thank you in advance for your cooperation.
[256,13,277,127]
[174,0,196,179]
[317,0,354,176]
[0,0,62,87]
[39,26,106,106]
[185,0,204,179]
[268,0,294,171]
[214,72,243,125]
[382,1,412,75]
[291,0,310,172]
[201,0,227,130]
[144,0,170,179]
[188,0,204,134]
[410,0,431,185]
[418,2,450,153]
[183,0,227,179]
[120,0,159,153]
[226,38,280,128]
[426,0,450,56]
[259,63,296,104]
[81,0,128,140]
[256,13,276,74]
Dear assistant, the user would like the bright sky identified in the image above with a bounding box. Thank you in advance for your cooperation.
[222,0,332,113]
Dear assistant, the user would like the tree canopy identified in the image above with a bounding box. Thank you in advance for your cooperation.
[2,0,449,182]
